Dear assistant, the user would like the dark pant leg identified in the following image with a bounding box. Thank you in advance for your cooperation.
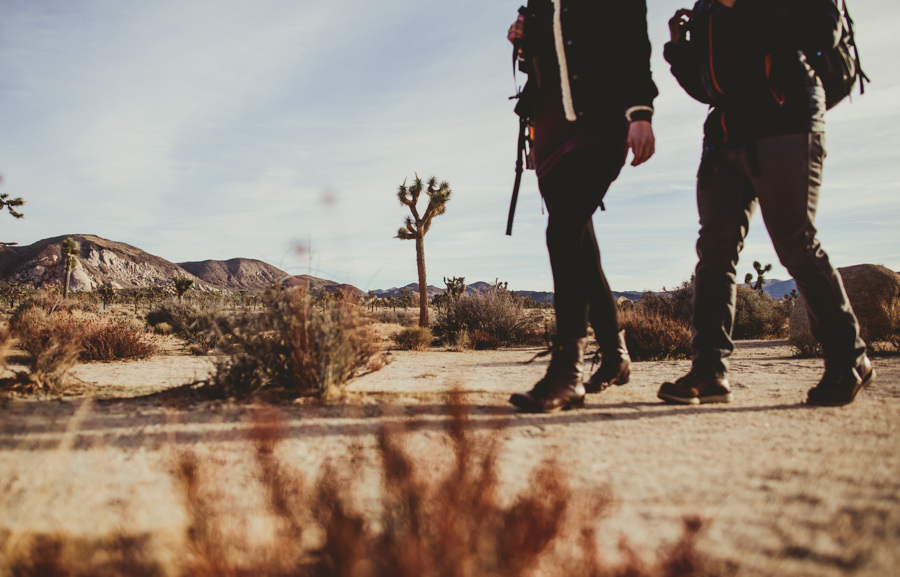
[753,133,866,366]
[691,147,758,378]
[539,146,625,339]
[583,218,621,350]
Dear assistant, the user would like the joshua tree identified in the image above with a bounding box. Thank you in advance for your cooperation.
[60,237,79,299]
[173,276,195,302]
[1,193,24,220]
[444,276,466,300]
[744,261,773,293]
[97,284,117,310]
[396,174,452,327]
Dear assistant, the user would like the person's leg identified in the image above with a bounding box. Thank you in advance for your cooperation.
[691,147,757,379]
[542,147,624,339]
[658,147,755,404]
[510,146,623,412]
[753,133,871,405]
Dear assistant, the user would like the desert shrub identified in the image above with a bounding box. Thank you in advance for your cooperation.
[13,289,98,318]
[470,329,502,350]
[200,286,385,399]
[78,318,159,362]
[621,309,693,361]
[433,287,538,347]
[391,327,434,351]
[145,299,215,350]
[640,278,693,324]
[733,286,790,339]
[6,307,83,393]
[641,279,790,341]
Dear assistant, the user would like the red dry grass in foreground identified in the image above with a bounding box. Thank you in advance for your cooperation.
[1,396,715,576]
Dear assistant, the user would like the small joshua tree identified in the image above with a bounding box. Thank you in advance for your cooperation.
[173,276,195,302]
[444,276,466,300]
[97,284,117,310]
[744,261,773,294]
[1,193,24,220]
[396,174,452,328]
[60,237,79,299]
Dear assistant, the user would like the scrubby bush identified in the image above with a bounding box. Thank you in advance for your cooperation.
[640,278,693,324]
[200,286,385,399]
[620,309,693,361]
[639,279,790,342]
[733,285,791,339]
[78,317,159,362]
[392,327,434,351]
[0,290,161,393]
[433,286,540,349]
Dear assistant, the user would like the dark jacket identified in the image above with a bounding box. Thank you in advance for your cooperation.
[517,0,658,127]
[664,0,841,148]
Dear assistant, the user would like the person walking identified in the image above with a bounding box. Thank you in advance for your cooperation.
[506,0,658,413]
[659,0,873,406]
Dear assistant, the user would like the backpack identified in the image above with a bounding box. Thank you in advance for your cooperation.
[805,0,870,109]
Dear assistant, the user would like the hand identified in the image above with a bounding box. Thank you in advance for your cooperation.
[717,0,736,7]
[627,121,655,167]
[508,15,525,57]
[668,9,693,44]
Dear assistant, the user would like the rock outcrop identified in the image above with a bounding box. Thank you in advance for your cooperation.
[790,264,900,351]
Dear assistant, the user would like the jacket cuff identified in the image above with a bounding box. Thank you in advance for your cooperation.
[625,105,654,122]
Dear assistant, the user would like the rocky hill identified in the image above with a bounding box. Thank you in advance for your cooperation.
[0,235,358,295]
[178,258,291,291]
[0,234,216,292]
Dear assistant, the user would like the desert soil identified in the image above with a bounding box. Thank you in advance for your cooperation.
[1,338,898,576]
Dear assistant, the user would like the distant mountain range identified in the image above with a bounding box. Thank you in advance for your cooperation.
[0,234,801,301]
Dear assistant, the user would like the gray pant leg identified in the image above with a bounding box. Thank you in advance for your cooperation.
[754,133,865,366]
[692,148,757,378]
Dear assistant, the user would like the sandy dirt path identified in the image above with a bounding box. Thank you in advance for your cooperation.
[1,340,898,576]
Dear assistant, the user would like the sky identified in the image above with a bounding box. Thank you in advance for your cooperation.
[1,0,898,294]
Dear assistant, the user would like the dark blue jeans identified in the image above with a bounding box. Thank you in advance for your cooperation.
[538,145,626,346]
[691,132,866,378]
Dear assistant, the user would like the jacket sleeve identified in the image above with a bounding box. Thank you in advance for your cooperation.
[619,0,659,119]
[664,40,713,105]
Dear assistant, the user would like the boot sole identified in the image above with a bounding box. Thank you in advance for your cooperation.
[657,392,732,405]
[806,367,876,407]
[509,393,585,413]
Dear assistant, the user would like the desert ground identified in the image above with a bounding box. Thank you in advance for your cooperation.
[1,337,898,576]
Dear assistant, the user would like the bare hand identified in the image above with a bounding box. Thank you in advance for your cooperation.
[668,9,693,44]
[508,15,525,57]
[627,121,655,166]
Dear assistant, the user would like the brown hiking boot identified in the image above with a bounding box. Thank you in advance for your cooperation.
[585,330,631,393]
[806,356,875,407]
[510,338,586,413]
[657,372,732,405]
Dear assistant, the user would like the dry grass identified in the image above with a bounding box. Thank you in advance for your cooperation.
[200,286,387,399]
[2,304,159,394]
[391,327,434,351]
[0,395,715,576]
[620,310,693,362]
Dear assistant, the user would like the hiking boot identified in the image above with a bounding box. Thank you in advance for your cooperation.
[657,372,732,405]
[585,329,631,393]
[806,355,875,407]
[510,337,586,413]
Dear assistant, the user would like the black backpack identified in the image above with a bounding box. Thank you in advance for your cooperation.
[805,0,870,109]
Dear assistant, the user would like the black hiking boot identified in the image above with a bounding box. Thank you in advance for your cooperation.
[510,337,586,413]
[657,371,732,405]
[585,330,631,393]
[806,355,875,407]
